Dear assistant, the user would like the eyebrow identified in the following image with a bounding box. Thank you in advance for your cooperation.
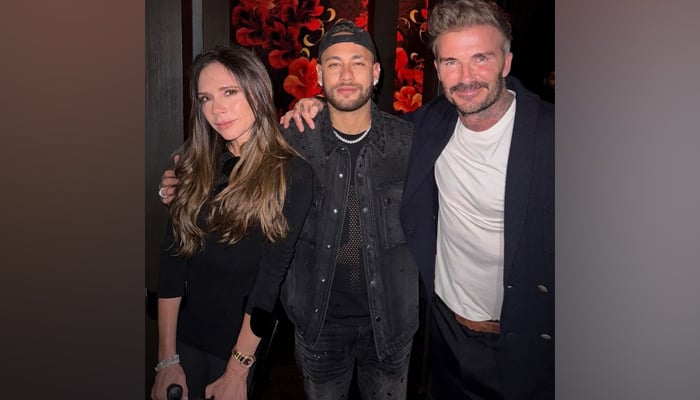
[197,85,239,96]
[438,56,457,62]
[438,51,497,63]
[472,51,496,58]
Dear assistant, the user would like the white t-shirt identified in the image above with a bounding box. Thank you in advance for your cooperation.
[434,92,516,321]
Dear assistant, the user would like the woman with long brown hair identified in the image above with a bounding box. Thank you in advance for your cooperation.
[150,45,314,400]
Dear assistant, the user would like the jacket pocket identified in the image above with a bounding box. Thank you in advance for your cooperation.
[378,181,407,249]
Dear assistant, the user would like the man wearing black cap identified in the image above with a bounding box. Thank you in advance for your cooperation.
[278,20,419,400]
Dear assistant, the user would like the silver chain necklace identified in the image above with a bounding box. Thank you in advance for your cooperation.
[333,125,371,144]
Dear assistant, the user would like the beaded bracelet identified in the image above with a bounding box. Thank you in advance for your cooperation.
[154,354,180,372]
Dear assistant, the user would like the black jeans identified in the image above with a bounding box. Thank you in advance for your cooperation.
[427,296,503,400]
[294,322,412,400]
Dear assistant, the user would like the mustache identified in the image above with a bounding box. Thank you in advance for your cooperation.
[449,82,489,93]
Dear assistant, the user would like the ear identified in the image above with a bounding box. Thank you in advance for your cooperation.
[502,51,513,78]
[373,62,381,86]
[316,63,323,87]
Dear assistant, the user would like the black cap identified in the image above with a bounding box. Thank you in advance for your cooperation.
[318,20,377,61]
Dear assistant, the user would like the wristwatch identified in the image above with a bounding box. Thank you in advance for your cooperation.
[232,349,256,368]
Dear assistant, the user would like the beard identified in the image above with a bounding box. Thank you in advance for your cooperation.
[324,83,373,112]
[446,75,506,117]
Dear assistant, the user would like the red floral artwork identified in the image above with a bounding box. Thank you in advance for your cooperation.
[393,85,422,114]
[354,0,369,29]
[232,5,268,47]
[393,0,428,114]
[283,57,322,108]
[265,21,302,69]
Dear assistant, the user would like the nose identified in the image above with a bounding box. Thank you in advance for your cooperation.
[211,98,226,114]
[460,63,476,82]
[339,64,353,81]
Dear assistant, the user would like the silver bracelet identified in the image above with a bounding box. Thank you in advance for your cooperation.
[154,354,180,372]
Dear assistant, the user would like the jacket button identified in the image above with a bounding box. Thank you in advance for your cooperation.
[321,278,326,283]
[326,244,331,249]
[314,308,319,313]
[540,333,552,340]
[507,285,513,289]
[375,316,381,321]
[333,208,338,214]
[362,207,369,213]
[537,284,548,293]
[384,198,391,205]
[338,173,344,178]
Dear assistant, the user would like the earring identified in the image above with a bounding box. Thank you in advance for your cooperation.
[373,80,378,86]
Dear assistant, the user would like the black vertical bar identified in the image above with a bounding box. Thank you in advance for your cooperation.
[181,0,193,140]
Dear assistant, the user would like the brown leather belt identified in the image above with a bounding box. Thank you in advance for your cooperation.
[454,313,500,334]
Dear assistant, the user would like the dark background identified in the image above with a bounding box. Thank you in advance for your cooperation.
[2,0,699,399]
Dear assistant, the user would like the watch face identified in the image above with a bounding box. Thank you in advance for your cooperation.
[234,350,255,368]
[241,356,254,368]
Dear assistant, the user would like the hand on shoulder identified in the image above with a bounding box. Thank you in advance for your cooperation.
[279,96,326,131]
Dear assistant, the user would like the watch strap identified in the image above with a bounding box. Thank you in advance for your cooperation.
[232,349,256,368]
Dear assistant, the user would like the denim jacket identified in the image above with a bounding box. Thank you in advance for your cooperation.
[281,102,419,360]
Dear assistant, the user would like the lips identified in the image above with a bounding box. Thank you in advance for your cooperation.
[335,85,359,95]
[216,120,235,130]
[454,88,482,98]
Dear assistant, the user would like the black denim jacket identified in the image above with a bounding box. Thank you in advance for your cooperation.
[281,103,419,360]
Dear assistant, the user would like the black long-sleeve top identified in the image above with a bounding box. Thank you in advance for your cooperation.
[157,153,314,360]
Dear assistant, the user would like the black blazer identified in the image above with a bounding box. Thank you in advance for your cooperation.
[400,77,554,399]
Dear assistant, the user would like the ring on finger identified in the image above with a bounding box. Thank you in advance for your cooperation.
[158,187,167,198]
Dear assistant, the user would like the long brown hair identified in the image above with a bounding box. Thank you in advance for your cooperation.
[168,45,298,257]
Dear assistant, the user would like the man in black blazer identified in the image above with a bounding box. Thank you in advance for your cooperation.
[399,1,554,399]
